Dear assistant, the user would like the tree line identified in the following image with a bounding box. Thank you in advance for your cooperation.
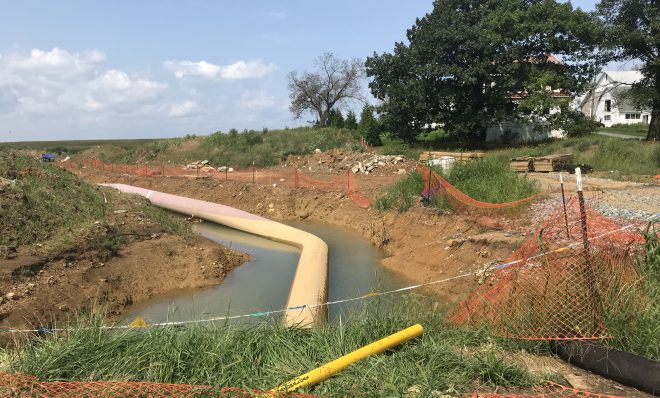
[287,0,659,142]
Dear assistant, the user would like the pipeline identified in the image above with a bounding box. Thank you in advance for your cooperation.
[550,340,660,395]
[101,183,328,327]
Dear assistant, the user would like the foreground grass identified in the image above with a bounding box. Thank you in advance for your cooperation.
[5,297,547,397]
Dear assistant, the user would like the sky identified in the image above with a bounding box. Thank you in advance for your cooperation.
[1,0,602,142]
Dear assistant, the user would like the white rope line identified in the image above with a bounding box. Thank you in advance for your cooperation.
[1,220,650,334]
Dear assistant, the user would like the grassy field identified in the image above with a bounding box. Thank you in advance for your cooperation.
[483,134,660,178]
[0,138,162,155]
[598,123,650,138]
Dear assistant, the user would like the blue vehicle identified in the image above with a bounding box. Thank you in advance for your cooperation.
[40,153,57,162]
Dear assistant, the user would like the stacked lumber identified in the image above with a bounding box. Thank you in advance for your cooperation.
[509,153,573,172]
[533,154,573,172]
[510,157,534,172]
[419,151,484,162]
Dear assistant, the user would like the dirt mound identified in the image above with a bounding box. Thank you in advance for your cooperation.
[284,148,416,176]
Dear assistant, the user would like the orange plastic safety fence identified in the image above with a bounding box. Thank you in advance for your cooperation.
[449,196,644,340]
[417,164,544,229]
[0,372,314,398]
[468,382,625,397]
[64,159,372,207]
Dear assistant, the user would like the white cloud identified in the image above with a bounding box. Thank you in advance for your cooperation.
[168,100,200,117]
[89,70,167,110]
[164,59,277,80]
[4,47,105,77]
[0,47,166,116]
[239,91,277,110]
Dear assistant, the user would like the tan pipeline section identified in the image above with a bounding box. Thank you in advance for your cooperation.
[101,183,328,327]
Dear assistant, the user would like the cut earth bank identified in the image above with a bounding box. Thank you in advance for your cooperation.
[77,170,528,306]
[0,188,248,338]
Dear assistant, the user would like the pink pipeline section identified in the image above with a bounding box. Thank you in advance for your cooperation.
[101,183,328,327]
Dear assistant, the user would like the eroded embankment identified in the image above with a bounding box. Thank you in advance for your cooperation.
[80,170,526,304]
[0,156,248,335]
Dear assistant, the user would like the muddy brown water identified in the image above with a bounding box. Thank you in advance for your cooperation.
[123,220,409,325]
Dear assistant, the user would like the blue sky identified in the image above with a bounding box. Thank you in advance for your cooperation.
[1,0,600,142]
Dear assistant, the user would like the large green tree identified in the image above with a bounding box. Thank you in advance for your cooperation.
[366,0,603,142]
[597,0,660,141]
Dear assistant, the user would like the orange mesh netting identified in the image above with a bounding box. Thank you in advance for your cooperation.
[0,372,314,397]
[417,165,544,229]
[468,382,625,397]
[64,159,372,208]
[449,196,644,340]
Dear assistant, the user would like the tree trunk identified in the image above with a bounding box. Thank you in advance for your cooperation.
[647,98,660,141]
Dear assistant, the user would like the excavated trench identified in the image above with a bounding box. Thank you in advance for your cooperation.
[123,220,409,325]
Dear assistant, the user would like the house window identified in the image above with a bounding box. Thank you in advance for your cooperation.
[625,113,641,120]
[604,100,611,112]
[604,115,611,121]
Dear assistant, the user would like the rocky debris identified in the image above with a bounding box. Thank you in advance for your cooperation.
[184,160,215,172]
[217,166,234,173]
[285,149,413,176]
[349,155,406,175]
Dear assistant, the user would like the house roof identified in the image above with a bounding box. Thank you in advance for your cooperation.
[604,70,644,85]
[578,70,644,108]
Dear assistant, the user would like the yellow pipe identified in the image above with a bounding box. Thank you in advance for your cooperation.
[271,324,424,393]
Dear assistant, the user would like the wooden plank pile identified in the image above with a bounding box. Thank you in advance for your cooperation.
[510,157,534,172]
[510,153,573,172]
[419,151,484,162]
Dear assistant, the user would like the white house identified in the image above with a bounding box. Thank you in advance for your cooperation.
[579,71,651,127]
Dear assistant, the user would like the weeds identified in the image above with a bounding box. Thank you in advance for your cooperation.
[603,221,660,361]
[5,296,550,396]
[376,171,424,212]
[441,157,540,203]
[0,152,103,248]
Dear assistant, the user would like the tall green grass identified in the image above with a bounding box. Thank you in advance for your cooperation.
[603,222,660,361]
[376,171,424,212]
[487,135,659,177]
[5,296,546,396]
[185,127,361,168]
[441,157,540,204]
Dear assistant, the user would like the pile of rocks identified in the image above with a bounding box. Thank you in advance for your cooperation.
[350,155,405,174]
[183,160,215,173]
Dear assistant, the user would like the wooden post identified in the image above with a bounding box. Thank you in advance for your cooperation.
[560,173,570,238]
[252,161,255,183]
[576,167,603,330]
[225,166,228,181]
